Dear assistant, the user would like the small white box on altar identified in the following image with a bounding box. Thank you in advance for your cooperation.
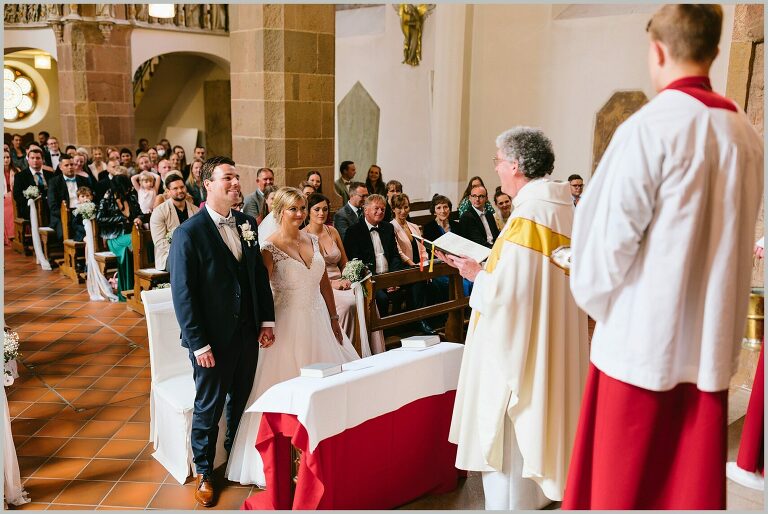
[400,335,440,349]
[300,362,342,378]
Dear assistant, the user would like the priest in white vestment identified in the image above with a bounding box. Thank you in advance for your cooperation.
[439,127,589,510]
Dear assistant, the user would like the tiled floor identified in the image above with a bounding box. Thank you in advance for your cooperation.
[3,246,765,510]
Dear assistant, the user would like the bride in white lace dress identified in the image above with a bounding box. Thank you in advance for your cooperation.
[226,187,360,486]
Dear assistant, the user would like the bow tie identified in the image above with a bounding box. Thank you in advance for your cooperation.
[218,217,237,229]
[64,177,77,183]
[50,152,59,157]
[369,226,379,232]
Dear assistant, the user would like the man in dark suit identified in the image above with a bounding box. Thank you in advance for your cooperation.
[12,147,55,221]
[168,156,275,507]
[333,160,356,204]
[333,181,367,241]
[47,155,89,240]
[459,185,500,248]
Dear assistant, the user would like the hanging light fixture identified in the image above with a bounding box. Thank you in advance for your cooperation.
[34,54,51,70]
[148,4,175,18]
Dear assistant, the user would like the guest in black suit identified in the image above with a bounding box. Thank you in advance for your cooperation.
[458,185,500,248]
[332,181,367,241]
[343,194,409,322]
[168,156,275,508]
[47,155,90,240]
[12,148,54,221]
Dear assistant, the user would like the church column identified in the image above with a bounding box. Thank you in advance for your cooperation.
[229,5,335,196]
[56,9,134,150]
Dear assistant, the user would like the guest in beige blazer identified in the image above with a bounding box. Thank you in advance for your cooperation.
[150,174,199,270]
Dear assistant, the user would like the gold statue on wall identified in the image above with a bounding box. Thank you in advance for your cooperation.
[394,4,435,66]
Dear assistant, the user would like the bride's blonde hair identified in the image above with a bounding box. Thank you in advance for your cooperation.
[271,187,305,223]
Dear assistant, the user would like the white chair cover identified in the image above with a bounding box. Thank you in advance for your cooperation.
[142,288,227,484]
[27,199,51,271]
[352,274,385,355]
[3,382,30,507]
[84,220,118,302]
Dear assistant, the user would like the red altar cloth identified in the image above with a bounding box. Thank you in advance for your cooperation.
[737,347,764,474]
[242,390,459,510]
[562,364,728,510]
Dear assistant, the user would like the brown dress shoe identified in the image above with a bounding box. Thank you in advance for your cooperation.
[195,474,216,507]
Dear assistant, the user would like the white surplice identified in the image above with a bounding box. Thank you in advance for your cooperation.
[449,179,589,501]
[571,88,764,393]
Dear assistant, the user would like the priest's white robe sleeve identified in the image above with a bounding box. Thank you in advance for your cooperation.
[571,122,661,321]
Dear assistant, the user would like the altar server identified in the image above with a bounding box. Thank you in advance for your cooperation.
[441,126,589,509]
[563,5,764,509]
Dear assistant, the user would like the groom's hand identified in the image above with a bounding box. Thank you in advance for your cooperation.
[196,350,215,368]
[259,327,275,348]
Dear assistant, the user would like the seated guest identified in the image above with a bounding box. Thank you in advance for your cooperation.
[243,167,274,219]
[65,145,77,158]
[365,164,387,196]
[459,184,500,248]
[47,155,90,240]
[46,136,62,172]
[4,149,20,245]
[493,187,513,230]
[303,193,357,341]
[70,186,94,242]
[423,194,460,241]
[131,170,161,214]
[256,185,279,240]
[185,158,206,206]
[306,170,322,193]
[96,174,148,301]
[390,193,437,335]
[119,148,135,175]
[135,152,154,175]
[172,145,188,180]
[334,160,356,204]
[333,181,368,241]
[344,194,405,320]
[9,134,26,171]
[150,174,199,271]
[383,179,402,223]
[12,147,54,221]
[458,175,495,217]
[299,181,316,197]
[232,191,245,211]
[88,147,107,181]
[154,158,174,195]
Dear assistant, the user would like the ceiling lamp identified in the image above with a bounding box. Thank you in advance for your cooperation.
[34,54,51,70]
[148,4,175,18]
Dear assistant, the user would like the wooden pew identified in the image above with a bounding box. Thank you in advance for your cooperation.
[126,225,169,315]
[60,201,86,283]
[11,196,34,255]
[353,262,468,354]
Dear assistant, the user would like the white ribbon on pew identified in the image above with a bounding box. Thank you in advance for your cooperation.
[27,198,51,271]
[84,219,118,302]
[352,276,373,358]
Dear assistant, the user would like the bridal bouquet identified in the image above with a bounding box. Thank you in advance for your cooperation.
[23,186,40,200]
[342,259,369,283]
[73,201,97,220]
[4,330,20,379]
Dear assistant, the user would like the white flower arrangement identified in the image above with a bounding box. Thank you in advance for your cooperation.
[73,201,97,220]
[165,227,175,244]
[23,186,40,200]
[4,330,20,378]
[341,258,369,283]
[155,283,171,289]
[240,221,256,247]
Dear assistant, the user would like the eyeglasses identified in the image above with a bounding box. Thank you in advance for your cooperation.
[492,157,507,166]
[571,184,584,189]
[470,194,487,199]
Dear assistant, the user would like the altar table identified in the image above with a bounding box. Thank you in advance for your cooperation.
[242,342,464,510]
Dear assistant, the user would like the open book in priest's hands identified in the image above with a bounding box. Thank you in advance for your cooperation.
[413,232,492,264]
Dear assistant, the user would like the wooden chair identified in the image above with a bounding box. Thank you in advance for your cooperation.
[352,262,468,354]
[93,223,118,277]
[60,201,86,283]
[11,196,34,255]
[126,225,169,315]
[37,197,63,266]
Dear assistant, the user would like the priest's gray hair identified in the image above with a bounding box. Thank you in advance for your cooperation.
[495,126,555,179]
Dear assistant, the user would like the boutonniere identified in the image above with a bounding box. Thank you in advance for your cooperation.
[240,221,256,247]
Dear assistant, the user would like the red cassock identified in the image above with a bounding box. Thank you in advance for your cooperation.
[736,347,764,475]
[562,364,728,510]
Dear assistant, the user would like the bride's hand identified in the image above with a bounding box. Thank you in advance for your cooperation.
[331,319,343,345]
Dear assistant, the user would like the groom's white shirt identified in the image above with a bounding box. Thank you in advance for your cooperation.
[193,206,275,357]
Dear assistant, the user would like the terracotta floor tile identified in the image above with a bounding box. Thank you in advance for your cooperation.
[117,355,149,367]
[57,353,92,365]
[31,457,91,479]
[37,390,67,402]
[96,439,147,459]
[48,504,97,509]
[56,375,97,389]
[76,459,132,482]
[35,420,84,438]
[147,483,198,509]
[120,459,169,483]
[100,482,160,508]
[7,387,49,402]
[11,501,48,510]
[9,400,33,417]
[108,391,147,406]
[77,364,114,377]
[16,437,69,457]
[17,456,48,478]
[208,484,253,510]
[22,477,71,503]
[122,378,150,392]
[129,406,151,423]
[101,346,132,356]
[53,438,108,458]
[16,402,67,420]
[74,390,118,408]
[76,420,124,439]
[88,354,125,366]
[113,422,149,441]
[106,366,140,379]
[136,442,155,461]
[11,418,48,436]
[56,406,99,421]
[89,375,127,391]
[92,406,139,422]
[52,388,87,403]
[53,480,115,506]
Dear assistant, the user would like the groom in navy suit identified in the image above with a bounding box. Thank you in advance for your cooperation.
[168,156,275,507]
